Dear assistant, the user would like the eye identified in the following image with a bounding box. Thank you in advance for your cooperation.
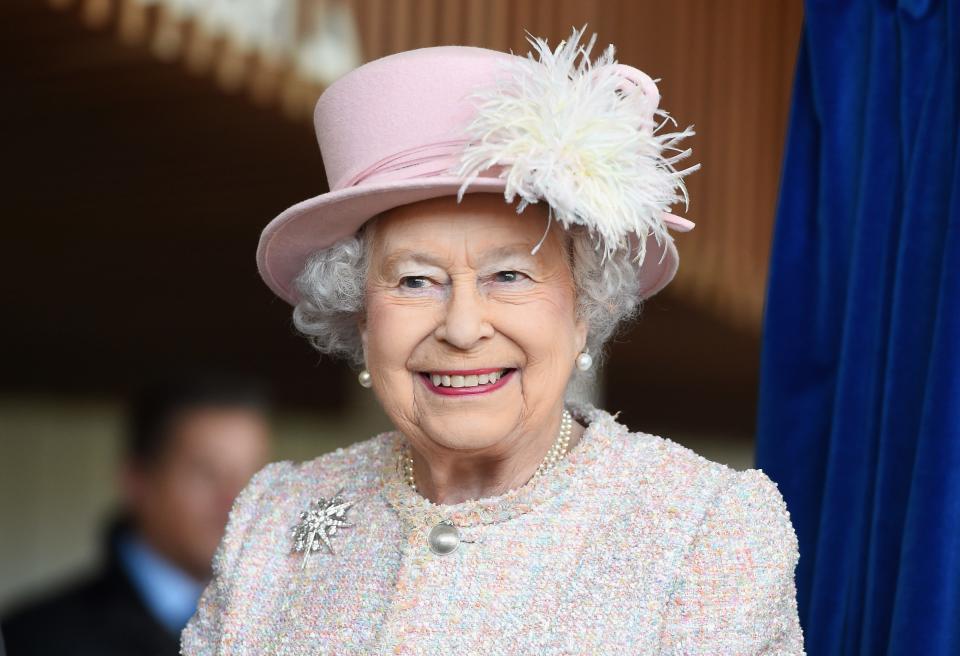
[493,270,528,283]
[399,275,432,289]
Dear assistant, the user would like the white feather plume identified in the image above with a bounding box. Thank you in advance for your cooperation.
[452,25,699,265]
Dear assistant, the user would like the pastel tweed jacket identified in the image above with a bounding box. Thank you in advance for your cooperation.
[181,405,805,654]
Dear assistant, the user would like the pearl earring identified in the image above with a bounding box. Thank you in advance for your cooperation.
[358,369,373,388]
[575,351,593,371]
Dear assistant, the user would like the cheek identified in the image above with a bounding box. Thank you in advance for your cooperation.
[364,295,435,370]
[494,288,579,368]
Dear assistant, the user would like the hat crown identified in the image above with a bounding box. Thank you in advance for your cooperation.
[314,46,512,191]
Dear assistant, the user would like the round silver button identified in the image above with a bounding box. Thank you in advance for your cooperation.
[428,520,461,555]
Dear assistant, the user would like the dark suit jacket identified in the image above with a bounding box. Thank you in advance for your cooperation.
[1,522,181,656]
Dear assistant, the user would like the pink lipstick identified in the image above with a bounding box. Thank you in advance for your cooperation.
[419,368,515,396]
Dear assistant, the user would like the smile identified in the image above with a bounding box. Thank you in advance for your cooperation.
[418,368,516,395]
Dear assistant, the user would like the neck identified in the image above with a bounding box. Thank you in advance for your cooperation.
[406,414,586,505]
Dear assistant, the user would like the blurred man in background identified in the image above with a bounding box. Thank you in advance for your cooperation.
[1,374,272,655]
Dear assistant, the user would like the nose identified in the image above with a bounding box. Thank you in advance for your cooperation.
[434,280,494,349]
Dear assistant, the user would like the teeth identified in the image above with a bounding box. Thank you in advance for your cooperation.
[429,370,507,388]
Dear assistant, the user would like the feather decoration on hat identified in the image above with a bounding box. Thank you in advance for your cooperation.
[452,25,699,266]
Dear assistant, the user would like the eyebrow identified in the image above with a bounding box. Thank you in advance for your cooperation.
[380,243,538,274]
[380,250,448,275]
[475,244,539,266]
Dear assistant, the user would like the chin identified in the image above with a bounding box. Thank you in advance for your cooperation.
[417,408,521,452]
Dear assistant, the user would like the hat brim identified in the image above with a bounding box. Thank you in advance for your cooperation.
[257,176,682,304]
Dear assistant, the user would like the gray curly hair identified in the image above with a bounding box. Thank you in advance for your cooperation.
[292,216,644,396]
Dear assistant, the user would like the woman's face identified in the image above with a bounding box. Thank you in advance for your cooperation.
[362,194,587,457]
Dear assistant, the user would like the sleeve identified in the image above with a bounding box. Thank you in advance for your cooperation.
[659,468,806,655]
[180,461,288,656]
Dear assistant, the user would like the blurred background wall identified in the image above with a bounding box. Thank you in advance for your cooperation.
[1,0,802,610]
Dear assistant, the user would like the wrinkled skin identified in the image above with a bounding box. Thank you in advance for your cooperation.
[362,194,587,504]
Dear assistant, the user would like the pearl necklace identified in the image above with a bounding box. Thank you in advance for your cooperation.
[401,409,574,493]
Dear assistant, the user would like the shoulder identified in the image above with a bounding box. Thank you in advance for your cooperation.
[650,432,797,564]
[2,568,116,632]
[702,467,799,560]
[566,407,804,651]
[656,435,795,544]
[589,405,798,568]
[213,432,393,571]
[1,578,93,649]
[181,432,397,654]
[637,421,798,567]
[244,431,393,500]
[679,463,800,591]
[2,567,175,655]
[585,405,743,506]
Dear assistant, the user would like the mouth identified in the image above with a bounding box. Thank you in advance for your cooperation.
[418,368,516,396]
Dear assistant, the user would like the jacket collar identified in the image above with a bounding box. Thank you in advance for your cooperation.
[379,404,625,533]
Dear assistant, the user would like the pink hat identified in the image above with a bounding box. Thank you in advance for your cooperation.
[257,30,697,305]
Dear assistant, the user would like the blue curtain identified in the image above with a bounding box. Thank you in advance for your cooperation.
[756,1,959,654]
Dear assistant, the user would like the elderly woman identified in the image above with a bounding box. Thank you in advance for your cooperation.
[182,28,805,655]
